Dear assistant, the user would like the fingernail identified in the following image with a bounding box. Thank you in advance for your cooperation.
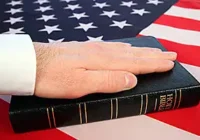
[165,52,177,57]
[168,61,175,67]
[153,48,162,52]
[124,73,137,90]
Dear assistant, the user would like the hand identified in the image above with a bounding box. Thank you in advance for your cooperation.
[33,41,177,99]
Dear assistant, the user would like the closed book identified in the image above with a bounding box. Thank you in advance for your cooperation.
[9,36,200,133]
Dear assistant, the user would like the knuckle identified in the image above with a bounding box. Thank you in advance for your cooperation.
[123,48,131,54]
[133,58,140,65]
[84,42,105,52]
[132,58,141,74]
[154,61,161,72]
[105,71,116,89]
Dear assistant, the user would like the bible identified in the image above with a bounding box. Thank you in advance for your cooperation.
[9,36,200,133]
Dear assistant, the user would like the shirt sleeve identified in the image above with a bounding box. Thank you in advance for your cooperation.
[0,34,36,96]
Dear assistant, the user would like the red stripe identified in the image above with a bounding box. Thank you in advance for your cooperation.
[175,0,200,9]
[0,99,75,140]
[154,15,200,32]
[157,39,200,67]
[147,103,200,136]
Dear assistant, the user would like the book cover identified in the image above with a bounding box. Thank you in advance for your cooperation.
[9,36,200,133]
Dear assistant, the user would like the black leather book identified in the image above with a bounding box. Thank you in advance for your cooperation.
[9,36,200,133]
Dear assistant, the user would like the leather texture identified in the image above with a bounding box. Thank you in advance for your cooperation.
[9,36,200,133]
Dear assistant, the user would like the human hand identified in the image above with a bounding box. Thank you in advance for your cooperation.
[33,41,177,99]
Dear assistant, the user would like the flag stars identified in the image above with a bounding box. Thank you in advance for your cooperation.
[147,0,164,5]
[93,2,110,9]
[64,4,82,10]
[69,12,89,20]
[35,6,53,12]
[37,14,57,22]
[4,17,24,25]
[48,38,65,43]
[131,8,150,16]
[87,36,103,41]
[34,0,50,5]
[3,27,25,34]
[100,10,120,18]
[5,8,23,15]
[39,25,62,34]
[120,1,137,7]
[110,20,132,29]
[7,1,23,6]
[60,0,76,3]
[75,22,97,32]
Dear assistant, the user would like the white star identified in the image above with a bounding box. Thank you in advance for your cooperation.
[34,0,50,5]
[48,38,64,43]
[7,1,23,6]
[4,17,24,25]
[64,4,82,10]
[75,22,97,32]
[37,14,57,22]
[69,12,89,20]
[60,0,76,3]
[147,0,164,5]
[35,6,53,12]
[100,10,120,18]
[5,8,23,15]
[120,1,137,7]
[39,25,62,34]
[110,20,132,29]
[93,2,110,9]
[2,27,25,34]
[131,8,150,16]
[87,36,103,41]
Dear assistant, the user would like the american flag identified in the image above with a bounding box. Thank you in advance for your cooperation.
[0,0,178,41]
[0,0,200,139]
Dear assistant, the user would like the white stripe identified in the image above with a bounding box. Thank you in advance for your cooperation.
[181,63,200,83]
[165,6,200,21]
[58,115,199,140]
[0,95,11,103]
[140,24,200,46]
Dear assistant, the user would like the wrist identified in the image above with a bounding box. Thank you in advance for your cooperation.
[33,42,49,95]
[33,42,60,96]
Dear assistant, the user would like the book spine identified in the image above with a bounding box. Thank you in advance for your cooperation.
[9,86,200,133]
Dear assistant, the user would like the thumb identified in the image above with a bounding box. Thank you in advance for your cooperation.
[83,70,137,95]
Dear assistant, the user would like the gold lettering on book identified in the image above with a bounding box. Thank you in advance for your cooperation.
[79,104,82,124]
[116,98,118,118]
[177,89,182,108]
[46,108,52,128]
[158,95,166,111]
[140,95,143,115]
[51,107,57,127]
[84,103,88,123]
[173,90,177,109]
[159,93,174,111]
[111,99,113,119]
[166,94,173,110]
[144,94,148,114]
[154,98,157,111]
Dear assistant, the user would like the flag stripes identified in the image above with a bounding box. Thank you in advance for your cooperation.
[140,23,200,46]
[154,15,200,31]
[140,0,200,136]
[164,5,200,21]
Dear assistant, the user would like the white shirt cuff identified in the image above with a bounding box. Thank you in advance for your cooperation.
[0,34,36,96]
